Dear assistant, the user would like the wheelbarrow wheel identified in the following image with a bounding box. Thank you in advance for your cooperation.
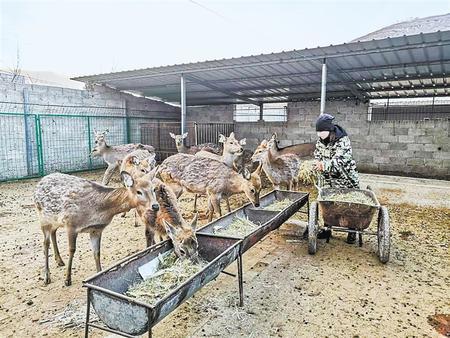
[377,206,390,263]
[308,202,318,255]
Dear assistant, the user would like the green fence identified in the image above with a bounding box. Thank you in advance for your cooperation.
[0,103,179,181]
[0,102,234,182]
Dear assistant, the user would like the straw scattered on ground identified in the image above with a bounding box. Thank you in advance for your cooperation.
[213,216,259,237]
[320,191,376,206]
[127,252,207,305]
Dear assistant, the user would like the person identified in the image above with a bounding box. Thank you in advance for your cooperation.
[313,113,360,244]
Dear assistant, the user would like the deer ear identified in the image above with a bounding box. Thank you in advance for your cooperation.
[218,134,226,143]
[261,139,268,146]
[239,138,247,146]
[121,171,134,187]
[229,132,235,139]
[163,220,178,241]
[182,132,188,139]
[169,132,176,139]
[148,165,159,180]
[190,213,198,231]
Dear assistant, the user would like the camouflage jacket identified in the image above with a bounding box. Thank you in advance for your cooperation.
[314,135,360,189]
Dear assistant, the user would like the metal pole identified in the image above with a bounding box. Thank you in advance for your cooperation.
[320,58,327,115]
[22,88,33,175]
[237,253,244,307]
[259,103,264,121]
[180,74,187,138]
[125,100,131,143]
[84,289,91,338]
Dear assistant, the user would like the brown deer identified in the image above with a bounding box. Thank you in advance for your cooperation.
[91,129,155,185]
[169,132,220,155]
[34,171,160,286]
[269,133,315,159]
[252,139,300,190]
[158,154,262,221]
[143,177,199,260]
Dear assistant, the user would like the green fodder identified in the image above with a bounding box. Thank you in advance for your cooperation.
[213,216,259,237]
[320,191,376,206]
[298,160,318,186]
[127,252,207,305]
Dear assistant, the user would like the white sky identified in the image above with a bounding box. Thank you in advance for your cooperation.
[1,0,449,78]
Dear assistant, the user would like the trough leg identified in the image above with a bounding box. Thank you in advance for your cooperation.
[237,253,244,307]
[147,309,152,338]
[358,233,363,247]
[84,289,91,338]
[193,194,198,212]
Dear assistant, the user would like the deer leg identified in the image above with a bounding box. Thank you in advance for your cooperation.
[65,229,78,286]
[102,164,117,185]
[145,226,156,247]
[89,231,103,272]
[51,229,65,267]
[134,209,139,227]
[193,194,198,212]
[211,195,222,219]
[207,197,214,222]
[43,230,51,285]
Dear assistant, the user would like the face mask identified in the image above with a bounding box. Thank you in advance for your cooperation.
[317,131,330,139]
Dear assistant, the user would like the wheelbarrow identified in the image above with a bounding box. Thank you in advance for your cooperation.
[308,187,390,263]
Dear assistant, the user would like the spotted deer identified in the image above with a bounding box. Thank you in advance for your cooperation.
[158,154,262,221]
[251,139,300,190]
[34,171,160,286]
[91,129,155,185]
[169,132,220,155]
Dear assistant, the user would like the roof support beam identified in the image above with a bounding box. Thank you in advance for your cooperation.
[320,58,327,115]
[184,74,260,106]
[180,74,187,136]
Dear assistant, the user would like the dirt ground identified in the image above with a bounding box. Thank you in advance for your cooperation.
[0,170,449,337]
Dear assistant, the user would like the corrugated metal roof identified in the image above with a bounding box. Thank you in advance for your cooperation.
[72,30,450,106]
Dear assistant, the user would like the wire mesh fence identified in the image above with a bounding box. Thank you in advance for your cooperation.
[0,101,234,182]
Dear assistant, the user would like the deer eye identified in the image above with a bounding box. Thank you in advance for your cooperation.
[136,190,143,196]
[179,248,186,256]
[251,189,255,193]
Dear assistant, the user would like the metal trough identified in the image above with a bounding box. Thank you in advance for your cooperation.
[83,234,241,337]
[198,190,309,253]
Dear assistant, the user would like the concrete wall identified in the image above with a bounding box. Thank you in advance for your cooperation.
[0,72,181,181]
[190,101,449,180]
[187,105,234,123]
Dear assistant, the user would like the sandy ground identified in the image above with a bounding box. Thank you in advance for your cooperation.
[0,170,449,337]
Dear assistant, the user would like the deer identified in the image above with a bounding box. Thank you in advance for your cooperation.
[169,132,220,155]
[119,149,157,226]
[144,177,199,261]
[91,129,155,185]
[34,171,160,286]
[251,139,300,190]
[195,132,247,213]
[269,133,315,159]
[158,153,263,221]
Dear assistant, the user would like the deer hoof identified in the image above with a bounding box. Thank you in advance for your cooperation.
[56,259,65,267]
[64,279,72,287]
[43,275,51,285]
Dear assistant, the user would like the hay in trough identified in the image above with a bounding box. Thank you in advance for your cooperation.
[320,191,375,206]
[263,198,293,211]
[298,160,318,186]
[127,252,207,305]
[213,216,259,237]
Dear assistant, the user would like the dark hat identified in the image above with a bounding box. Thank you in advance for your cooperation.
[316,113,335,132]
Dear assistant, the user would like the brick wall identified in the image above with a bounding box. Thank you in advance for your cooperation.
[227,101,449,180]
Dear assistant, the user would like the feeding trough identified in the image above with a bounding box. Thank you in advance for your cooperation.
[198,190,309,253]
[83,234,241,337]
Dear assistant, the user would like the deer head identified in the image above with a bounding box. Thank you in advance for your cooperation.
[169,132,188,148]
[251,140,268,162]
[121,153,156,178]
[163,213,199,262]
[121,171,160,213]
[239,164,262,208]
[91,129,109,157]
[219,132,246,156]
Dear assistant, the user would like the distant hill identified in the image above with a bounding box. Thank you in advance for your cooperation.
[352,13,450,42]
